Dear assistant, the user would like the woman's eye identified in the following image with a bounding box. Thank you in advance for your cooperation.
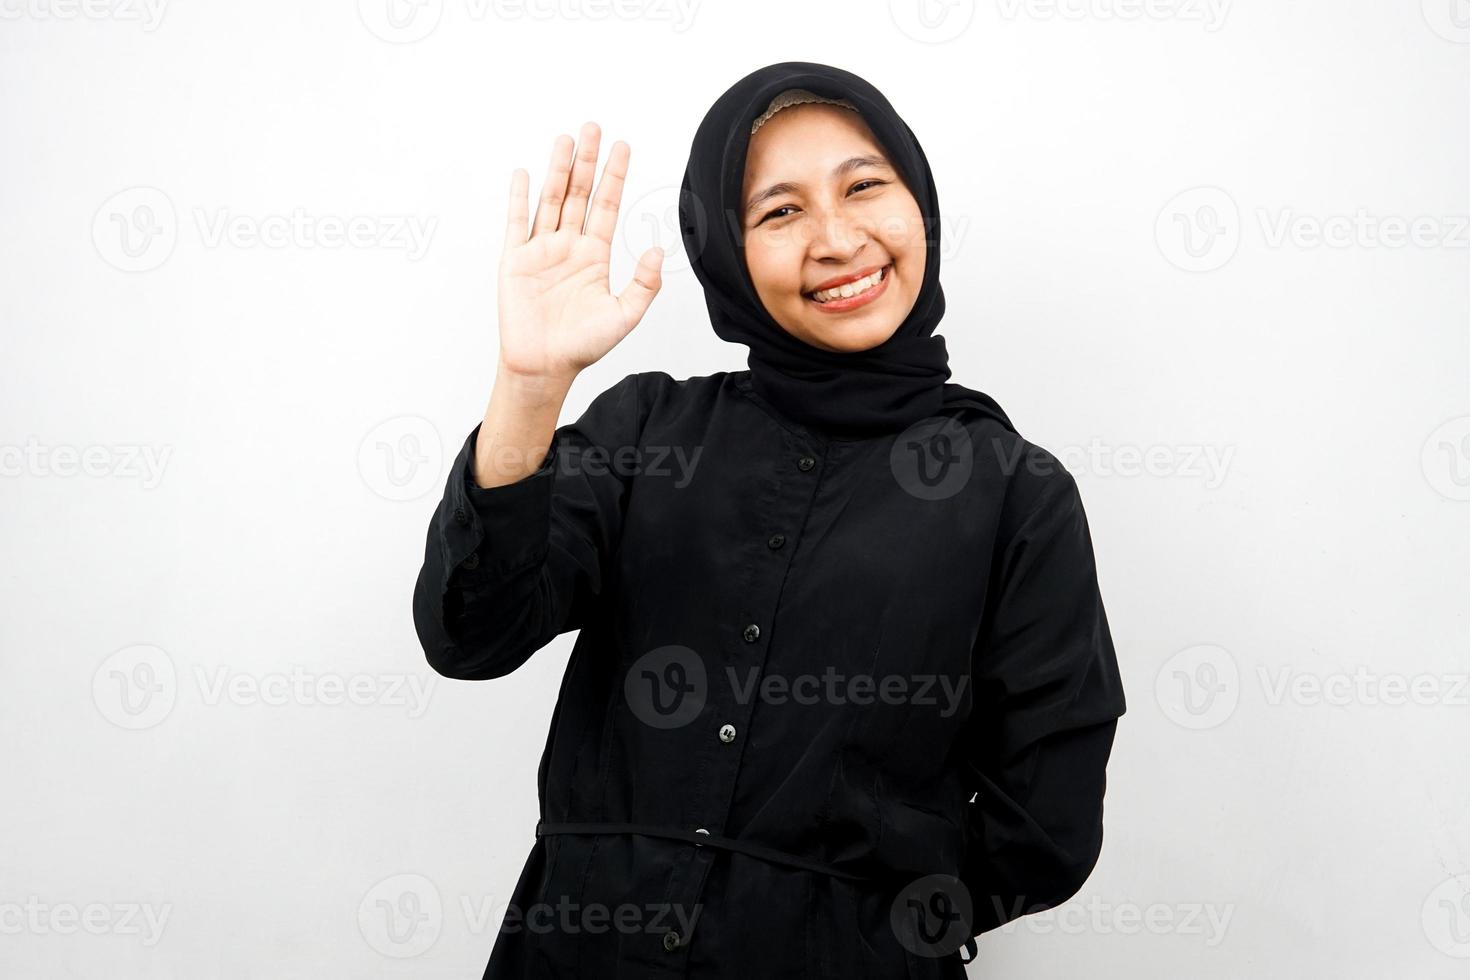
[757,180,886,225]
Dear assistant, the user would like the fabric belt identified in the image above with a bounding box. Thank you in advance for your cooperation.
[533,819,980,964]
[535,819,872,882]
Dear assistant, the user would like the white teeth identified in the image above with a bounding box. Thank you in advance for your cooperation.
[811,266,886,303]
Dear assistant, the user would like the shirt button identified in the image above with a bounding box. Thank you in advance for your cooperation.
[461,553,480,570]
[663,930,681,951]
[797,456,816,471]
[767,533,785,549]
[453,507,469,526]
[742,624,760,643]
[719,724,736,743]
[694,828,709,845]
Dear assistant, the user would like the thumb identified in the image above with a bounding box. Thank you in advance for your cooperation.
[616,246,664,330]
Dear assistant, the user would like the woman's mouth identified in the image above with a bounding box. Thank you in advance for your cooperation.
[804,264,891,313]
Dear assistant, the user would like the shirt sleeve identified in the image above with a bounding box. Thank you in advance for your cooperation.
[411,372,644,680]
[958,462,1127,938]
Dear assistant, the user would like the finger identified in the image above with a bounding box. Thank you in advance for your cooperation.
[616,246,663,330]
[558,121,601,235]
[504,167,529,251]
[530,134,574,238]
[583,140,630,246]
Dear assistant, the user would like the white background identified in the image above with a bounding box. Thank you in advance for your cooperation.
[3,0,1469,977]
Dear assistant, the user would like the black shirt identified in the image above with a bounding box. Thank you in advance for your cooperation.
[412,369,1127,978]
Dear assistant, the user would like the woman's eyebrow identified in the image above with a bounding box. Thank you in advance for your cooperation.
[744,154,892,216]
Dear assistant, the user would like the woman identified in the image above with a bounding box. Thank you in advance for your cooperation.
[412,60,1126,979]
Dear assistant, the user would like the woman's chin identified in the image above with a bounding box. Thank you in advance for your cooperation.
[784,285,910,352]
[797,320,901,353]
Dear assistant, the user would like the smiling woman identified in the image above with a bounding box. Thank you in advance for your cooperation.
[414,59,1125,980]
[677,61,966,439]
[741,101,926,353]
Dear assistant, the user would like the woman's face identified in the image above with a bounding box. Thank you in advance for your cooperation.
[740,103,927,353]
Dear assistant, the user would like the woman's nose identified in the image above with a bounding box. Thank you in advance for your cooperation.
[804,208,868,259]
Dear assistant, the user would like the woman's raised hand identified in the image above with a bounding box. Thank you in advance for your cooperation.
[497,122,664,386]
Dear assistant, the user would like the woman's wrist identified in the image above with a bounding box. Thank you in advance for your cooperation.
[493,359,577,403]
[472,363,572,489]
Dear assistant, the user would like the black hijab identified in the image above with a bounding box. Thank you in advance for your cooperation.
[678,60,1014,440]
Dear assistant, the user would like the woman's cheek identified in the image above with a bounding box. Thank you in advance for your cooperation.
[880,212,925,254]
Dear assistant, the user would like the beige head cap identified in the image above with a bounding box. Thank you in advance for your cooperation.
[749,87,859,135]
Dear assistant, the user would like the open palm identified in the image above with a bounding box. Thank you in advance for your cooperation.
[497,123,664,384]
